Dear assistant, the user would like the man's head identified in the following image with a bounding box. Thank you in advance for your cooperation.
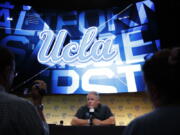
[87,91,100,108]
[0,46,15,90]
[142,48,180,107]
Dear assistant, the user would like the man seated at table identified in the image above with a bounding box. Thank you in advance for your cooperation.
[71,91,115,126]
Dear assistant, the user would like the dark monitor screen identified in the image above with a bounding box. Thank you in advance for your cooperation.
[0,0,160,94]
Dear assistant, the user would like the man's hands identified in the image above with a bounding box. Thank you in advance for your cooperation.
[92,119,102,125]
[71,116,115,126]
[92,116,115,126]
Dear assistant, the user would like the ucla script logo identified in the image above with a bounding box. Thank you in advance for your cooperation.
[38,27,117,66]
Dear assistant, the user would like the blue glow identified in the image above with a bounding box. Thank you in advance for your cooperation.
[119,16,138,27]
[38,27,117,66]
[78,12,86,33]
[0,2,14,9]
[56,11,77,31]
[0,0,160,94]
[155,40,161,50]
[97,10,106,32]
[121,26,153,64]
[0,8,12,34]
[23,5,31,10]
[51,70,79,94]
[117,64,141,92]
[14,10,35,36]
[38,30,55,64]
[107,10,116,31]
[82,68,117,93]
[136,0,155,24]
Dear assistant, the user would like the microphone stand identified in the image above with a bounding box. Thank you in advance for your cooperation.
[89,114,93,126]
[89,108,94,126]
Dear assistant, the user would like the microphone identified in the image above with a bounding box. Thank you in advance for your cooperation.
[89,108,94,126]
[60,120,64,126]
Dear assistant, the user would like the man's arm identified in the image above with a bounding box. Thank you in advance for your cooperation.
[93,116,115,126]
[71,117,89,126]
[71,105,89,126]
[92,104,115,126]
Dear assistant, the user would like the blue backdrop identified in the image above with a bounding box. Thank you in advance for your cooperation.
[0,0,160,94]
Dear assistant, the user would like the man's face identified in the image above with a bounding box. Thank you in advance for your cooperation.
[87,93,100,108]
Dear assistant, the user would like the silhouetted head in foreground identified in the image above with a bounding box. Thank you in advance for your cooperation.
[142,47,180,107]
[0,46,15,91]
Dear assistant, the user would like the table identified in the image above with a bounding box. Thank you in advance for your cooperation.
[49,125,125,135]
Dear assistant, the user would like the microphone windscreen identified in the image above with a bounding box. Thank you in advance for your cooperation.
[89,108,94,113]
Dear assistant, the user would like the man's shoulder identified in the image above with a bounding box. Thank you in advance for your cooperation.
[98,104,110,109]
[0,92,32,107]
[126,110,156,129]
